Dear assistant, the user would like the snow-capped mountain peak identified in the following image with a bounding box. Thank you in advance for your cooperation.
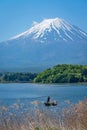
[10,17,87,42]
[28,18,72,38]
[1,17,87,72]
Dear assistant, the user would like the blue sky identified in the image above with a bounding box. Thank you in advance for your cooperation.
[0,0,87,42]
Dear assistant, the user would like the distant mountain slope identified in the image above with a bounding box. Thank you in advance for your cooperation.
[0,18,87,72]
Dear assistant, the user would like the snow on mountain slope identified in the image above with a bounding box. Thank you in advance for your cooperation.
[10,18,87,43]
[0,17,87,72]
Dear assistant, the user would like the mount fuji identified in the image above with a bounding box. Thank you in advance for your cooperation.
[0,18,87,72]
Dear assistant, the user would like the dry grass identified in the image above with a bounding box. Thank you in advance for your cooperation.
[0,99,87,130]
[62,99,87,130]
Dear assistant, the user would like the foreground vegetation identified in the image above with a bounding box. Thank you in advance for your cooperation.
[0,99,87,130]
[34,64,87,83]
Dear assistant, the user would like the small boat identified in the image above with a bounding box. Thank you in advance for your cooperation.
[44,101,58,106]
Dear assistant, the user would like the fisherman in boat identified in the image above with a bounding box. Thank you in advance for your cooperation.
[47,96,50,103]
[44,96,57,106]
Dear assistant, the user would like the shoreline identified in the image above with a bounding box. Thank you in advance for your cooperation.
[0,82,87,85]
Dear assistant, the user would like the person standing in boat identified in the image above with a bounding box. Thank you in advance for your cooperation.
[47,96,50,103]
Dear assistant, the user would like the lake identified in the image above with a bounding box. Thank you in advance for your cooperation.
[0,83,87,111]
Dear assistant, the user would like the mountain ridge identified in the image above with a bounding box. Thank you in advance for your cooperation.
[9,17,87,43]
[0,17,87,72]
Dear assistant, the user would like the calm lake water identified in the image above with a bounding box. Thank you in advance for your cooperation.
[0,83,87,111]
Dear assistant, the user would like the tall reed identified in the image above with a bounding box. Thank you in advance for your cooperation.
[0,99,87,130]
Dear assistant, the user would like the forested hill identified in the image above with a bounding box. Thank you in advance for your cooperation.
[0,65,87,83]
[34,64,87,83]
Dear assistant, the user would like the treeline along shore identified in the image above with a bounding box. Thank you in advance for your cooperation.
[0,72,37,83]
[0,64,87,83]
